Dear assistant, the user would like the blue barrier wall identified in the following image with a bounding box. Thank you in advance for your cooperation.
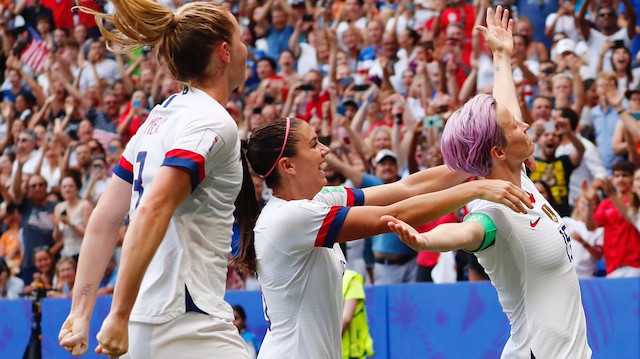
[1,277,638,359]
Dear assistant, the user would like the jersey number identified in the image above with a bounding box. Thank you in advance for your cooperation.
[133,151,147,208]
[559,224,573,262]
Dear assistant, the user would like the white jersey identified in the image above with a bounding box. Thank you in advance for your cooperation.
[255,186,365,359]
[113,87,242,324]
[467,172,591,359]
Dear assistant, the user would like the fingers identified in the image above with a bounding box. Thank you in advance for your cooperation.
[58,327,70,343]
[96,344,125,359]
[485,7,494,27]
[380,214,398,224]
[501,8,509,30]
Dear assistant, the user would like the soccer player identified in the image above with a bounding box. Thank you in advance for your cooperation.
[382,7,591,358]
[58,1,252,358]
[235,113,533,358]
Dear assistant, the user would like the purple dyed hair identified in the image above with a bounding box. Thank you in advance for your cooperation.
[441,94,506,177]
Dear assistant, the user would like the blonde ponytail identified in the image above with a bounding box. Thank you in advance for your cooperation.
[76,0,234,83]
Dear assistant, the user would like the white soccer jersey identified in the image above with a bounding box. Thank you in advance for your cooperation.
[467,172,591,359]
[255,186,365,359]
[113,87,242,324]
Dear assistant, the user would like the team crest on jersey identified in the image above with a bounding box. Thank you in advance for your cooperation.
[541,204,559,223]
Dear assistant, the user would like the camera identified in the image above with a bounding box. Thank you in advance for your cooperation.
[299,83,315,91]
[423,116,443,128]
[338,76,354,86]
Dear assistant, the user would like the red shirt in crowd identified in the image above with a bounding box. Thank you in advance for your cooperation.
[41,0,74,29]
[593,198,640,274]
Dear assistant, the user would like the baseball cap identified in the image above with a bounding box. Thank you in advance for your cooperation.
[555,38,576,55]
[375,149,398,165]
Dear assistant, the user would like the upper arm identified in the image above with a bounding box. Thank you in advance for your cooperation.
[138,166,192,215]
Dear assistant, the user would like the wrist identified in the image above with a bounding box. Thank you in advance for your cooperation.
[617,107,626,114]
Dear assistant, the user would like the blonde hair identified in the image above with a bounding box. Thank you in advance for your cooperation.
[77,0,234,84]
[55,257,77,276]
[596,71,618,87]
[551,73,571,86]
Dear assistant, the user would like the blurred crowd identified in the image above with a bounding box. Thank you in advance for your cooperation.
[1,0,640,302]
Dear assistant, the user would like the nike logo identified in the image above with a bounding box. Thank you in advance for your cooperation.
[530,217,541,228]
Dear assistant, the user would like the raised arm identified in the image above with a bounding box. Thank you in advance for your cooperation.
[476,6,521,121]
[575,0,592,41]
[621,0,637,38]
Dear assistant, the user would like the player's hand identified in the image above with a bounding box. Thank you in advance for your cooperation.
[380,215,426,251]
[475,6,514,57]
[524,155,536,171]
[475,179,533,214]
[58,314,90,356]
[95,314,129,359]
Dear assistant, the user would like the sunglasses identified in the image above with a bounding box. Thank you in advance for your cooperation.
[29,182,46,189]
[599,12,615,18]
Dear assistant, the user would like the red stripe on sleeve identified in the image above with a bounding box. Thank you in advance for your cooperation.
[346,188,355,206]
[315,207,340,247]
[165,149,206,182]
[118,157,133,173]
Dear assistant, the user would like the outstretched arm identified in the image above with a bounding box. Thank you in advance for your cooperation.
[381,215,485,252]
[337,178,531,243]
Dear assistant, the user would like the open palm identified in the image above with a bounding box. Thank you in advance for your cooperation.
[476,6,514,57]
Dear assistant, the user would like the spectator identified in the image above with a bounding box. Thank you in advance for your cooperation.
[78,39,121,92]
[576,0,637,74]
[232,304,260,358]
[48,257,76,298]
[529,112,585,217]
[0,257,24,299]
[11,129,41,176]
[592,71,626,174]
[563,192,604,279]
[12,168,57,284]
[370,150,418,284]
[342,268,374,359]
[87,91,123,150]
[23,246,54,295]
[254,0,295,61]
[0,202,21,275]
[82,155,109,205]
[555,107,608,205]
[52,175,92,262]
[586,161,640,277]
[14,0,54,32]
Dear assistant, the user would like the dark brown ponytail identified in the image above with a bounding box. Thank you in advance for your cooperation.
[234,140,259,275]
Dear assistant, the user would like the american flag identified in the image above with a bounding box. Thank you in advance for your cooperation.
[20,28,49,75]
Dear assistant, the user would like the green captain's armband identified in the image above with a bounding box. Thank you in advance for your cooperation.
[463,213,497,253]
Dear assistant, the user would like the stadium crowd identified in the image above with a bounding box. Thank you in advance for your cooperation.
[0,0,639,320]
